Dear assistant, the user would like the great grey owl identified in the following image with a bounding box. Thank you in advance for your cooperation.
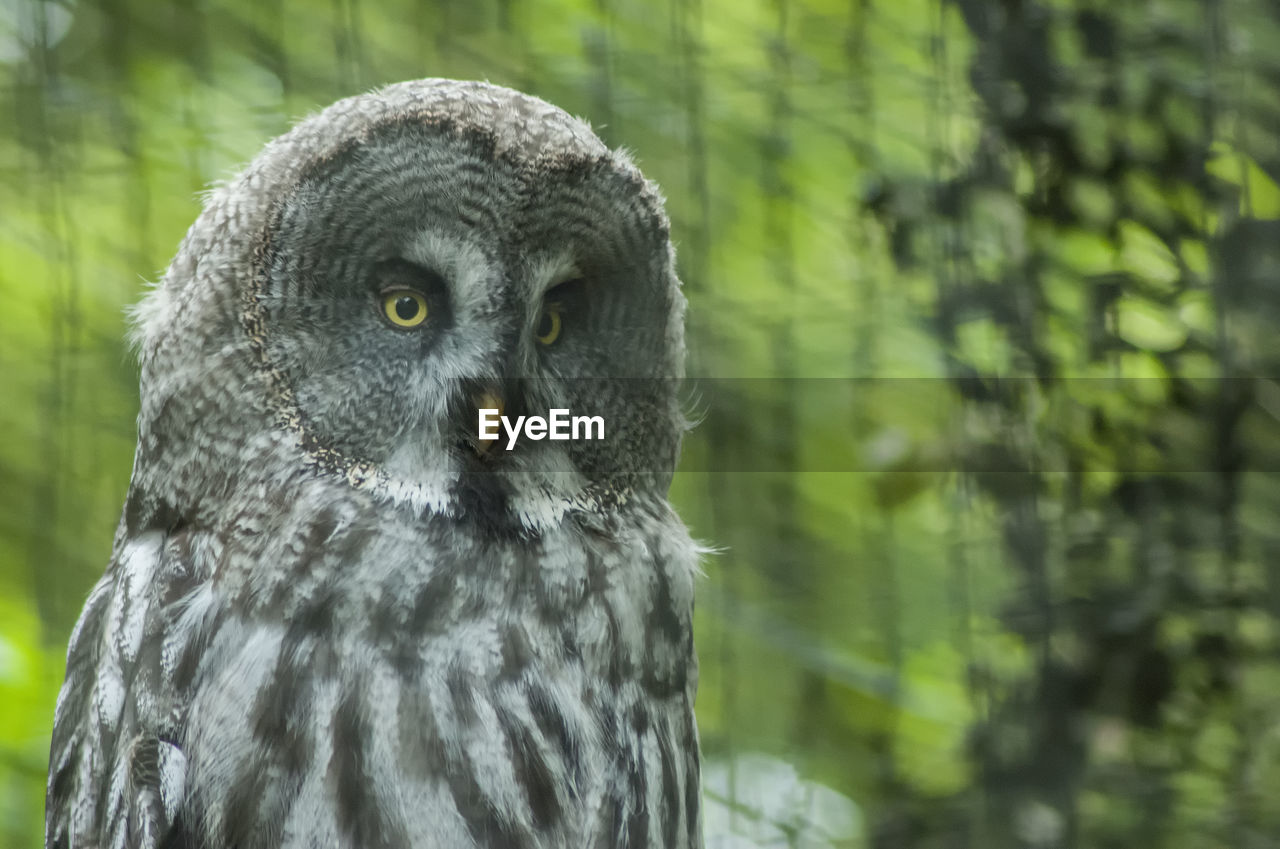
[46,78,702,849]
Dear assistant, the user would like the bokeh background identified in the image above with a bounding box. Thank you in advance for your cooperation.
[4,0,1280,846]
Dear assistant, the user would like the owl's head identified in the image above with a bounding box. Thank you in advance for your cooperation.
[130,80,687,532]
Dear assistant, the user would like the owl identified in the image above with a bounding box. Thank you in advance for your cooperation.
[46,79,702,849]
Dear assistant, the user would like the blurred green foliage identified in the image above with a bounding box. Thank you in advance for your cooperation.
[3,0,1280,846]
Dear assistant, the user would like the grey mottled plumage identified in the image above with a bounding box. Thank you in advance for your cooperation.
[47,79,702,849]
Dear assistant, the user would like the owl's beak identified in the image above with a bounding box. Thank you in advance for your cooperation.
[472,389,505,456]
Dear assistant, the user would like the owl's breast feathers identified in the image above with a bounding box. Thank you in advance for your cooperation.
[47,486,703,849]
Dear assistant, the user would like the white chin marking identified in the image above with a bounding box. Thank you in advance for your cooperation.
[374,440,455,515]
[369,437,594,531]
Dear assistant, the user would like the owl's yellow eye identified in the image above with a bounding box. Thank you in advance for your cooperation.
[382,290,428,328]
[535,304,563,345]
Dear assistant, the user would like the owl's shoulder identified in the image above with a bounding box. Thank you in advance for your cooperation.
[47,523,201,849]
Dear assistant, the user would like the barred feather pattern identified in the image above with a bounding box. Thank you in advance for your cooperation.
[48,478,701,849]
[46,79,702,849]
